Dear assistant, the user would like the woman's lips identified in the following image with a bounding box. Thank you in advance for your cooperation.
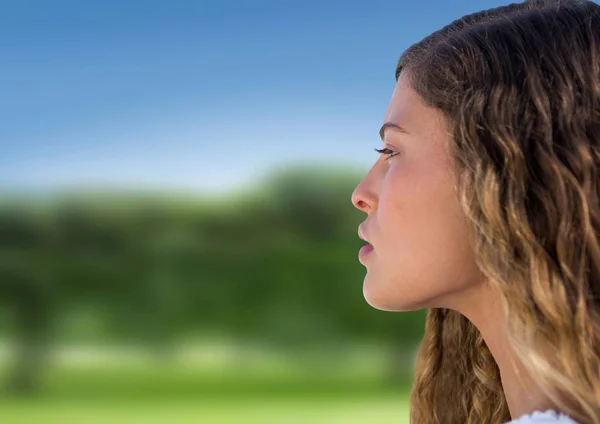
[358,243,374,262]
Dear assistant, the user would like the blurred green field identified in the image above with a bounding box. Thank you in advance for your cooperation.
[0,397,409,424]
[0,360,411,424]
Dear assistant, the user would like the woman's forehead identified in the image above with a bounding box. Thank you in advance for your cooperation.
[382,74,440,135]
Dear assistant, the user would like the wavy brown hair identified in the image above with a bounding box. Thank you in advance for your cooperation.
[397,1,600,423]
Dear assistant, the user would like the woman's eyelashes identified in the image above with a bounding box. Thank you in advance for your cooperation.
[374,147,400,160]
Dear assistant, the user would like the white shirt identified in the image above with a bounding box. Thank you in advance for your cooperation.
[506,410,579,423]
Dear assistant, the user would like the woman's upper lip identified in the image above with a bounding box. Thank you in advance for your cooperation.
[358,226,370,243]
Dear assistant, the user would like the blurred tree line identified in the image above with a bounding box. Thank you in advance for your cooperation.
[0,165,425,395]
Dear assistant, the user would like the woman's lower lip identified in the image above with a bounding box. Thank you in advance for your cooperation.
[358,244,374,261]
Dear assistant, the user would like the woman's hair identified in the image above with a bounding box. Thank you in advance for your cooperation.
[399,1,600,423]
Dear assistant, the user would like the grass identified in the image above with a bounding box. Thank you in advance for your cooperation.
[0,397,409,424]
[0,357,412,424]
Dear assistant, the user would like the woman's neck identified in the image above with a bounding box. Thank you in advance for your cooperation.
[448,284,556,419]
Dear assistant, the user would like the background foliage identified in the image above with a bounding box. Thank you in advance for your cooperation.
[0,165,425,423]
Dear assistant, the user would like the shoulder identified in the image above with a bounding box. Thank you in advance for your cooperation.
[505,410,579,424]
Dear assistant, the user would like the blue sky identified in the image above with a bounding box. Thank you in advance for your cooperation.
[2,0,515,193]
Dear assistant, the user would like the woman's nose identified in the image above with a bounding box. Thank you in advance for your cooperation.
[351,178,378,214]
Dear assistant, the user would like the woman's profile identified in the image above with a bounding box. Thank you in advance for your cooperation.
[351,0,600,423]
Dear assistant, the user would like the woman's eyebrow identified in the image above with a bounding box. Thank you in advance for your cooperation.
[379,121,410,141]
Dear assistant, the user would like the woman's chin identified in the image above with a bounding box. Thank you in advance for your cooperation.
[363,276,400,311]
[362,274,426,312]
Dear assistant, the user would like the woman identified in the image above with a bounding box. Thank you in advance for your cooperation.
[351,0,600,423]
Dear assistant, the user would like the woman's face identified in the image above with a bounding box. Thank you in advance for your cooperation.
[351,72,484,312]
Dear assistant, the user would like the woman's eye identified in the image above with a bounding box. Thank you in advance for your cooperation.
[374,147,400,160]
